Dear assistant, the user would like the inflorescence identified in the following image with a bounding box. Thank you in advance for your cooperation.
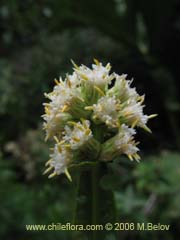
[42,60,157,180]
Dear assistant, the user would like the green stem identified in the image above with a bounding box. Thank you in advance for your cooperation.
[73,163,117,240]
[91,164,99,225]
[72,170,81,224]
[72,124,117,239]
[91,163,99,240]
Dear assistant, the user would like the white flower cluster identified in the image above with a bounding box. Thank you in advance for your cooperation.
[42,60,156,180]
[63,120,92,150]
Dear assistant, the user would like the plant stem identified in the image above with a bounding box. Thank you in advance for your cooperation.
[73,162,117,240]
[91,163,99,240]
[73,124,117,239]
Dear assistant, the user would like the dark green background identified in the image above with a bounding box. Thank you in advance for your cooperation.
[0,0,179,239]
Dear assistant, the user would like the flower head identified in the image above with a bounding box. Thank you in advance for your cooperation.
[75,61,113,88]
[120,100,149,129]
[108,74,139,102]
[63,120,92,150]
[88,96,121,128]
[42,60,156,180]
[100,124,140,162]
[115,124,139,158]
[42,112,72,141]
[74,60,114,104]
[44,141,73,180]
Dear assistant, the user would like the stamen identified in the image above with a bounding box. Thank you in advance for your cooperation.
[123,111,130,117]
[54,136,59,143]
[85,106,94,111]
[65,168,72,182]
[80,73,89,81]
[64,145,71,149]
[85,129,91,135]
[80,118,85,124]
[106,63,111,70]
[131,119,138,128]
[128,154,133,161]
[135,141,140,146]
[134,154,140,162]
[148,114,158,119]
[93,58,100,65]
[94,85,105,96]
[76,124,85,131]
[43,166,53,175]
[57,144,62,152]
[66,78,71,88]
[67,121,77,126]
[48,172,56,178]
[45,159,52,167]
[71,59,79,69]
[54,78,59,85]
[138,95,145,104]
[43,103,51,107]
[77,96,85,102]
[61,105,69,112]
[45,107,50,114]
[45,135,49,142]
[142,125,152,133]
[72,137,80,142]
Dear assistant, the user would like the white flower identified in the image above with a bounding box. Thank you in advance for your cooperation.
[45,77,81,113]
[44,143,72,180]
[108,74,139,102]
[75,61,113,88]
[121,100,148,128]
[88,96,120,127]
[100,124,140,162]
[115,124,139,158]
[43,75,87,126]
[66,72,80,87]
[42,112,71,140]
[73,61,114,104]
[63,120,92,150]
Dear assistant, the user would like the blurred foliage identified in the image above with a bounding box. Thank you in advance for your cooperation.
[100,151,180,239]
[0,0,180,239]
